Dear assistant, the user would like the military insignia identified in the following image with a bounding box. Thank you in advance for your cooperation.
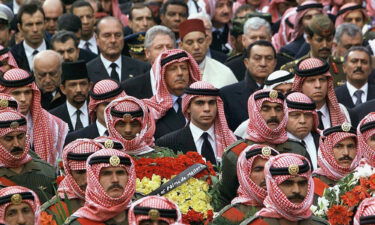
[261,146,271,157]
[104,140,114,149]
[64,216,73,224]
[269,90,278,99]
[10,121,19,129]
[11,194,22,205]
[123,114,132,122]
[336,80,345,86]
[149,209,160,221]
[129,74,134,78]
[109,155,120,166]
[288,164,299,175]
[341,122,352,132]
[137,34,145,41]
[0,99,8,108]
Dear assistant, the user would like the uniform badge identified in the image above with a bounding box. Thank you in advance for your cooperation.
[104,140,114,149]
[123,114,132,123]
[341,122,352,132]
[0,99,8,108]
[11,194,22,205]
[109,155,120,166]
[10,121,19,129]
[261,146,271,157]
[149,209,160,221]
[269,90,278,99]
[288,164,299,175]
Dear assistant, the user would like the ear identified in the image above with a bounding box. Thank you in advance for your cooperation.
[243,57,249,69]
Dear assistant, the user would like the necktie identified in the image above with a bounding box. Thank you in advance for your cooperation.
[201,132,216,165]
[317,111,324,130]
[32,50,39,56]
[176,97,186,126]
[104,130,109,136]
[84,41,92,52]
[75,109,84,131]
[354,90,364,106]
[110,63,120,81]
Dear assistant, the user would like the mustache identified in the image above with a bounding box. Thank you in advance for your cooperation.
[267,117,280,124]
[260,181,266,188]
[11,147,23,154]
[107,183,124,191]
[354,67,364,73]
[339,156,353,161]
[319,48,331,52]
[73,93,86,98]
[287,193,305,201]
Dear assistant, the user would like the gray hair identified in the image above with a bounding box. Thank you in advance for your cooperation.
[33,50,63,69]
[334,23,362,44]
[243,17,271,36]
[144,25,176,49]
[188,12,212,29]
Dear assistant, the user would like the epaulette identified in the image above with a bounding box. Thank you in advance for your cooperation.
[39,196,59,212]
[226,53,243,63]
[286,138,305,148]
[225,139,247,152]
[278,51,295,60]
[311,215,330,225]
[63,216,77,225]
[331,56,344,64]
[221,205,245,222]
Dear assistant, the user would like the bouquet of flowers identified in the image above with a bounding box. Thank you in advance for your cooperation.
[312,164,375,225]
[134,152,217,224]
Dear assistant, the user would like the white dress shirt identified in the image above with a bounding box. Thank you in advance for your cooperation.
[100,54,122,81]
[23,40,47,71]
[66,101,89,130]
[346,82,368,105]
[150,69,157,95]
[96,120,108,136]
[79,36,98,54]
[12,0,19,14]
[287,132,317,170]
[171,94,186,112]
[317,103,331,130]
[189,123,217,158]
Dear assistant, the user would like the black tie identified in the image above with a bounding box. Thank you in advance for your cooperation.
[176,97,186,126]
[75,109,84,131]
[32,50,39,56]
[110,63,120,81]
[84,42,92,52]
[317,111,324,130]
[354,90,364,106]
[201,132,216,165]
[104,130,109,136]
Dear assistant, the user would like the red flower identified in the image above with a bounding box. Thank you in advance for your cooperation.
[56,176,64,186]
[341,185,369,207]
[182,210,204,224]
[368,174,375,190]
[327,205,353,225]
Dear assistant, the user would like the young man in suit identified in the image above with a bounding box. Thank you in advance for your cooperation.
[335,46,375,108]
[156,81,236,165]
[86,16,150,83]
[50,60,90,132]
[122,25,176,99]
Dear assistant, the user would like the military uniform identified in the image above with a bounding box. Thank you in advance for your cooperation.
[312,174,337,205]
[64,213,129,225]
[214,139,310,210]
[240,215,330,225]
[40,197,83,224]
[280,54,346,87]
[0,158,56,203]
[212,204,261,225]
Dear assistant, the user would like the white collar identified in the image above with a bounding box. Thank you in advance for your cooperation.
[66,100,88,117]
[96,120,107,136]
[318,103,329,118]
[100,54,122,69]
[346,81,368,97]
[199,56,207,71]
[23,40,46,57]
[150,69,157,95]
[13,0,19,14]
[189,122,215,143]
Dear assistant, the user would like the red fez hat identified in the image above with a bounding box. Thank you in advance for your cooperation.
[179,19,206,40]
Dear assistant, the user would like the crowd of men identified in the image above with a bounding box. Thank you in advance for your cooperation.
[0,0,374,224]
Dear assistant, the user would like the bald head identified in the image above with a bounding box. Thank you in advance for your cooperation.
[43,0,64,34]
[33,50,63,93]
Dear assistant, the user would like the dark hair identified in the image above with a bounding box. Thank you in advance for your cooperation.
[17,2,45,25]
[57,13,82,33]
[234,4,254,18]
[344,46,372,66]
[51,30,79,48]
[245,40,276,58]
[129,3,153,21]
[160,0,188,17]
[95,16,123,35]
[71,0,94,13]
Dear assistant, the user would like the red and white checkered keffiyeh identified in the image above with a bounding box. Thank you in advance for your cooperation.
[292,57,347,127]
[314,128,359,181]
[0,186,40,225]
[353,197,375,225]
[232,144,279,206]
[0,110,32,168]
[88,79,126,122]
[144,49,201,120]
[0,45,18,73]
[58,139,103,200]
[272,7,297,52]
[0,68,69,165]
[357,112,375,167]
[0,93,18,111]
[246,89,288,144]
[335,3,368,27]
[73,149,136,222]
[182,81,236,157]
[256,153,314,221]
[286,92,319,132]
[128,196,184,225]
[293,1,323,41]
[105,96,155,155]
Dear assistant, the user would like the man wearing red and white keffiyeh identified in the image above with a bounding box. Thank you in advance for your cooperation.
[213,144,279,224]
[65,148,136,224]
[353,197,375,225]
[215,89,310,211]
[40,139,103,223]
[144,49,201,139]
[243,153,329,225]
[0,68,69,165]
[128,196,184,225]
[0,186,40,225]
[313,122,360,198]
[358,112,375,167]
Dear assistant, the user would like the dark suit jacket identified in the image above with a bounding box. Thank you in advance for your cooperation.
[78,48,97,63]
[86,55,150,83]
[210,24,230,54]
[156,125,197,154]
[121,70,153,99]
[49,102,90,132]
[210,49,228,64]
[335,83,375,109]
[353,99,375,121]
[154,108,186,140]
[64,123,100,145]
[312,131,320,153]
[10,40,50,72]
[41,89,65,111]
[225,53,246,81]
[220,74,261,131]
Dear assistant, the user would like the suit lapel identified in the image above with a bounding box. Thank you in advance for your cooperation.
[181,126,198,153]
[367,84,375,101]
[343,86,355,108]
[62,103,74,131]
[121,56,130,81]
[311,131,320,153]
